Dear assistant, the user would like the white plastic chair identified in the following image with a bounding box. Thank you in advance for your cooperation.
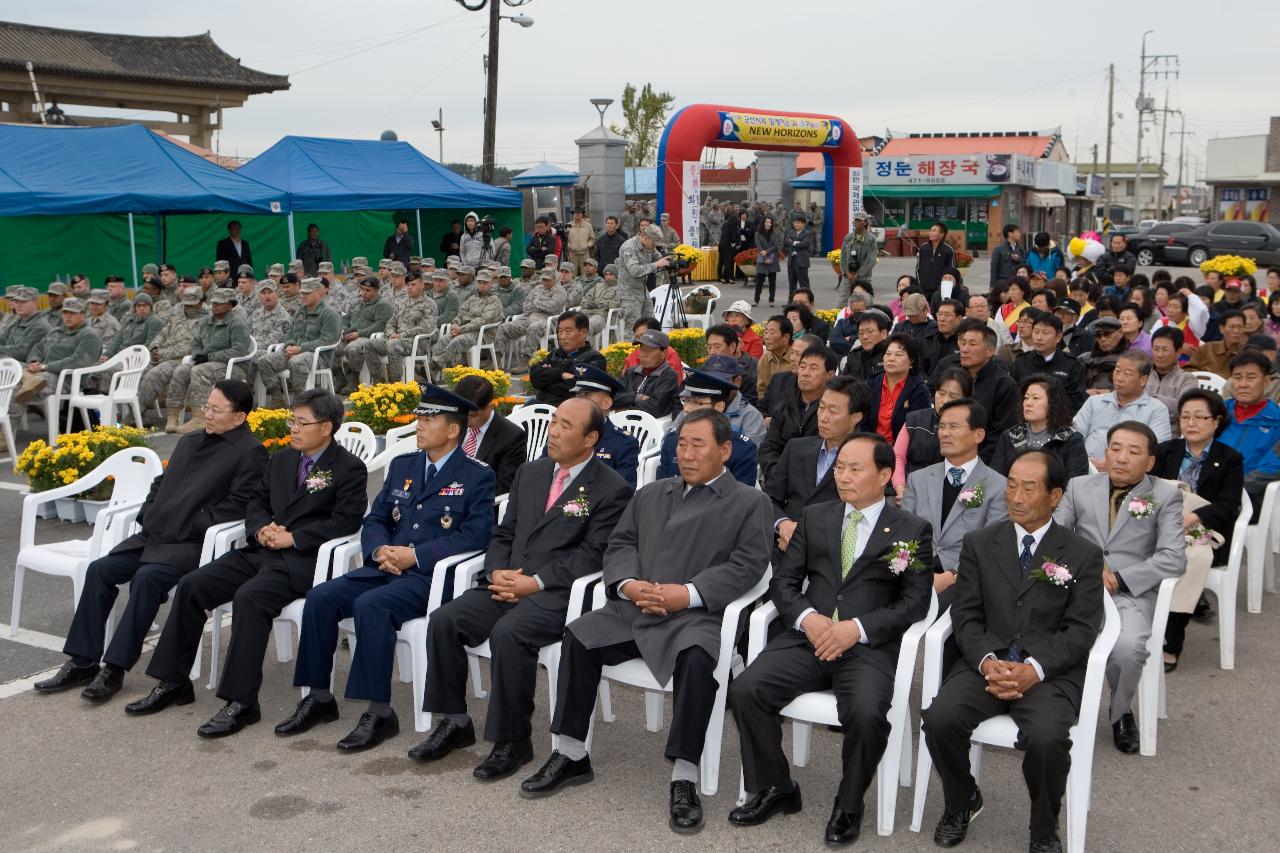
[1190,371,1226,394]
[356,333,384,387]
[366,424,419,480]
[256,343,288,407]
[737,591,939,835]
[0,357,21,464]
[224,336,258,380]
[682,284,720,331]
[11,447,163,635]
[598,308,623,349]
[334,421,377,464]
[539,315,558,353]
[304,342,339,392]
[1202,491,1251,670]
[66,345,149,435]
[637,453,661,488]
[1135,577,1178,756]
[1244,479,1280,613]
[41,368,80,446]
[607,409,664,457]
[402,332,436,383]
[910,594,1120,853]
[469,322,501,370]
[583,567,773,797]
[507,403,556,461]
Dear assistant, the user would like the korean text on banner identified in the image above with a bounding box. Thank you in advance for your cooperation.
[681,162,702,246]
[716,111,843,149]
[848,166,864,223]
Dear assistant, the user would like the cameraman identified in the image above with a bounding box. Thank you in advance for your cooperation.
[458,211,489,267]
[616,224,671,331]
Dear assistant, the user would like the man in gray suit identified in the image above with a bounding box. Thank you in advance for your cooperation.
[903,398,1008,611]
[519,409,773,834]
[1053,420,1184,754]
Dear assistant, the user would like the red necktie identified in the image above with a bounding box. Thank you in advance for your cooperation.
[463,427,479,457]
[545,467,571,512]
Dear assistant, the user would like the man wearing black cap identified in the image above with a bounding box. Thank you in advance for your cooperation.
[216,220,252,270]
[616,329,681,418]
[410,397,631,777]
[655,368,759,485]
[558,365,640,489]
[528,311,607,406]
[1054,298,1094,359]
[279,384,496,751]
[124,389,367,736]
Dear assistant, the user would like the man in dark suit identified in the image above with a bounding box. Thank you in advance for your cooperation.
[383,220,413,267]
[409,398,631,778]
[765,376,869,557]
[454,374,525,494]
[759,343,838,479]
[520,409,773,834]
[784,214,814,296]
[527,311,607,406]
[718,215,741,283]
[922,450,1105,853]
[34,380,267,702]
[123,389,367,736]
[276,386,496,751]
[730,434,934,845]
[215,220,252,271]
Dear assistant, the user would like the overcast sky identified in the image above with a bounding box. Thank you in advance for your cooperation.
[6,0,1277,178]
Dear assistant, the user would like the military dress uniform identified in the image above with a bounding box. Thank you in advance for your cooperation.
[337,290,394,389]
[655,370,760,486]
[367,291,438,383]
[497,272,568,362]
[254,280,342,398]
[432,279,505,369]
[138,290,207,411]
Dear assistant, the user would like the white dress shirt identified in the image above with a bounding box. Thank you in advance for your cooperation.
[793,498,886,644]
[943,454,980,486]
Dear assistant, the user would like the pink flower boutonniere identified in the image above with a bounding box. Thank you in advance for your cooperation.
[884,540,927,575]
[1127,491,1157,519]
[1030,559,1074,587]
[958,480,985,509]
[305,469,333,493]
[562,487,590,518]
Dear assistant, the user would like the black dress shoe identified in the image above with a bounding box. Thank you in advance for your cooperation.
[728,781,802,826]
[824,799,861,847]
[124,679,195,716]
[519,751,594,799]
[274,695,340,736]
[34,661,100,693]
[1192,595,1214,622]
[473,739,533,780]
[1029,831,1064,853]
[1112,712,1140,754]
[406,718,476,762]
[336,710,399,751]
[197,701,262,738]
[1163,655,1179,674]
[80,666,124,703]
[934,787,983,848]
[669,780,703,834]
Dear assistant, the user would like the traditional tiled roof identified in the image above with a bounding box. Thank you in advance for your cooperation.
[0,21,289,93]
[880,133,1059,158]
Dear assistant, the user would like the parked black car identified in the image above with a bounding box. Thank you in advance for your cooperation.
[1128,222,1199,266]
[1163,220,1280,267]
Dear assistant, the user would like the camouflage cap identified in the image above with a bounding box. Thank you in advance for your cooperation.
[520,258,537,269]
[446,255,461,265]
[87,289,109,304]
[642,224,664,241]
[209,287,238,305]
[559,262,575,273]
[582,257,599,268]
[256,279,278,293]
[47,282,71,296]
[496,267,512,278]
[351,256,369,268]
[446,260,459,270]
[475,270,494,283]
[378,258,392,269]
[212,260,230,272]
[299,277,323,294]
[421,257,436,268]
[237,264,255,277]
[603,263,619,276]
[143,262,161,275]
[267,263,285,276]
[538,269,556,281]
[431,270,450,282]
[316,261,334,274]
[409,256,422,264]
[8,285,38,302]
[60,296,87,313]
[288,259,304,271]
[457,265,475,277]
[388,261,407,276]
[544,255,560,267]
[181,286,205,305]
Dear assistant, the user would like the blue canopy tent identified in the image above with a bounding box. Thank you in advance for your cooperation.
[236,136,522,258]
[510,162,579,188]
[0,124,288,287]
[790,168,826,189]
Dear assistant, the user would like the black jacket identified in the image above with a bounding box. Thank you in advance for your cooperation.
[896,318,941,376]
[439,230,462,258]
[1094,248,1137,287]
[528,346,607,405]
[926,356,1018,462]
[989,240,1025,286]
[915,239,955,298]
[759,385,822,479]
[1154,438,1244,559]
[616,362,680,418]
[484,457,631,611]
[383,233,413,266]
[215,237,252,270]
[719,218,741,251]
[595,229,627,270]
[475,411,528,495]
[841,337,889,381]
[526,231,557,268]
[113,424,267,568]
[1062,324,1095,359]
[1010,348,1087,411]
[989,424,1089,481]
[902,408,942,477]
[763,436,839,524]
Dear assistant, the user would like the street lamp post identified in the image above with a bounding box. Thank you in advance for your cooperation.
[431,109,445,163]
[457,0,533,185]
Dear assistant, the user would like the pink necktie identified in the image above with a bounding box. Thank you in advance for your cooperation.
[463,427,479,457]
[545,467,571,512]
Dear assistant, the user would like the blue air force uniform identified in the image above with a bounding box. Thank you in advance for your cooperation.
[656,368,760,485]
[545,364,641,490]
[294,386,496,705]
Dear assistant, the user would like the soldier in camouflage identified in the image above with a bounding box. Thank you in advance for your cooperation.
[39,282,69,324]
[575,257,603,298]
[325,261,360,318]
[497,268,568,363]
[279,273,303,317]
[139,279,172,319]
[249,280,292,346]
[616,224,672,331]
[559,262,583,308]
[658,212,680,250]
[105,277,133,322]
[428,269,460,326]
[253,278,342,402]
[234,272,260,316]
[0,284,21,338]
[0,286,51,362]
[165,288,253,434]
[452,264,477,305]
[103,293,164,358]
[581,263,621,339]
[86,290,122,350]
[432,269,505,370]
[383,262,410,312]
[366,271,438,383]
[336,276,395,393]
[138,286,209,413]
[14,297,103,406]
[493,268,526,316]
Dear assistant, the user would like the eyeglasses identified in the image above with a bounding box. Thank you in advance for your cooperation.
[202,403,231,415]
[1179,413,1216,423]
[286,418,323,429]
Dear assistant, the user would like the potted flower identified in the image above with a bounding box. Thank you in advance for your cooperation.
[955,250,974,269]
[601,341,637,377]
[733,248,759,278]
[15,425,151,522]
[1200,254,1257,279]
[247,408,293,455]
[346,382,422,438]
[826,247,842,274]
[668,327,708,367]
[441,366,511,397]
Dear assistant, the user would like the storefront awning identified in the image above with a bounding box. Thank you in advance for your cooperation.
[865,185,1001,199]
[1025,191,1066,208]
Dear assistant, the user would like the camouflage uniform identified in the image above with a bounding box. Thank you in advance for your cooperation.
[368,292,439,383]
[432,289,504,369]
[326,278,360,316]
[254,296,342,398]
[338,293,394,389]
[87,308,122,350]
[0,310,52,362]
[20,311,103,404]
[139,302,208,409]
[280,292,303,318]
[167,305,253,409]
[494,280,527,316]
[107,294,133,322]
[105,310,164,357]
[428,286,460,326]
[250,304,292,347]
[659,222,679,251]
[575,272,603,299]
[616,232,663,331]
[580,275,621,338]
[497,276,568,361]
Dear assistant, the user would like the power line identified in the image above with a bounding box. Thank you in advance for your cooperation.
[287,12,475,75]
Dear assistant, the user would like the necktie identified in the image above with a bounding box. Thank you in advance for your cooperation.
[1007,533,1037,663]
[545,467,571,512]
[948,467,965,487]
[1108,487,1125,531]
[835,509,864,621]
[463,427,480,457]
[296,455,315,490]
[426,463,437,485]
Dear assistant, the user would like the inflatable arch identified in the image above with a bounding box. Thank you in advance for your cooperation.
[655,104,864,252]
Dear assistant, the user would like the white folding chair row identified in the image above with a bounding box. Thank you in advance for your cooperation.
[507,403,556,461]
[224,336,258,380]
[911,594,1120,853]
[357,333,385,387]
[334,421,378,464]
[1190,370,1226,394]
[255,343,287,407]
[0,357,21,464]
[470,323,501,369]
[585,567,773,797]
[66,345,149,436]
[267,342,339,400]
[403,332,437,384]
[1135,577,1178,756]
[1203,490,1252,669]
[607,409,664,457]
[366,425,419,480]
[1244,479,1280,613]
[10,446,163,635]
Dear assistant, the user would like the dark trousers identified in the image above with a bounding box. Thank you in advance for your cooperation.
[551,631,717,764]
[786,259,809,295]
[1164,611,1192,657]
[1244,472,1280,523]
[147,549,306,705]
[922,666,1076,839]
[754,272,778,304]
[717,247,737,282]
[63,551,185,671]
[424,588,565,742]
[293,570,433,703]
[731,640,894,814]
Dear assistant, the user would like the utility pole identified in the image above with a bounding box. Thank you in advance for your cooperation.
[1173,115,1195,217]
[1134,32,1179,222]
[481,0,500,185]
[1104,63,1115,223]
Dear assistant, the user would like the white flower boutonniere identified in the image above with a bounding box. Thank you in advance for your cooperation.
[959,480,985,509]
[305,469,333,493]
[1127,491,1157,519]
[562,487,590,518]
[884,540,927,575]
